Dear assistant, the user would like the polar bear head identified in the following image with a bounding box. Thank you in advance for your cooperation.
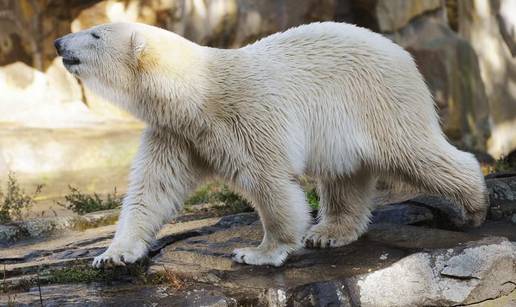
[54,23,146,91]
[55,23,205,122]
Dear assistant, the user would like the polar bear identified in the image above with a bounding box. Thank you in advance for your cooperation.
[55,22,488,267]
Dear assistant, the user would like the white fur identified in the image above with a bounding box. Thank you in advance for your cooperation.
[57,22,488,268]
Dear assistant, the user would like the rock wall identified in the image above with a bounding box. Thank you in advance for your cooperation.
[0,0,514,155]
[0,0,132,128]
[457,0,516,158]
[0,0,99,70]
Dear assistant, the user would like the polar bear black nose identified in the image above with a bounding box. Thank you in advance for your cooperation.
[54,38,63,55]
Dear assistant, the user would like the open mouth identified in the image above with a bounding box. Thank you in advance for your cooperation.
[62,57,81,66]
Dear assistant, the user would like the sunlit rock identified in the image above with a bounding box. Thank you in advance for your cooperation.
[458,0,516,158]
[388,11,490,151]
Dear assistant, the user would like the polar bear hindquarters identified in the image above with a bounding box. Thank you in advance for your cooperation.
[348,41,490,227]
[305,126,488,251]
[381,135,488,227]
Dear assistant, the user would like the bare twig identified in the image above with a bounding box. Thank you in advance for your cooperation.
[161,265,185,290]
[2,264,17,307]
[37,267,43,306]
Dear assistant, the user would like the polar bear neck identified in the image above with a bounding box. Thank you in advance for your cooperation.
[101,32,211,135]
[133,45,209,129]
[125,39,257,143]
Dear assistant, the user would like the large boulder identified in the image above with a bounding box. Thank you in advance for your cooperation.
[150,217,516,306]
[375,0,442,32]
[2,210,515,306]
[458,0,516,158]
[350,0,443,33]
[0,0,135,126]
[71,0,338,48]
[387,12,490,151]
[1,0,495,154]
[0,0,101,70]
[0,60,92,127]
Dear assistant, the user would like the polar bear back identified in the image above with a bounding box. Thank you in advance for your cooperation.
[222,22,440,176]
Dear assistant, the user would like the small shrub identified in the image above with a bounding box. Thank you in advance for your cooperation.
[58,186,122,215]
[0,172,43,224]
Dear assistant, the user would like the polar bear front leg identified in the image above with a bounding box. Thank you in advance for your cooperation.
[231,177,311,266]
[93,129,204,268]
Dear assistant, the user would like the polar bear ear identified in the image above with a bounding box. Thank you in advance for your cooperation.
[130,31,146,58]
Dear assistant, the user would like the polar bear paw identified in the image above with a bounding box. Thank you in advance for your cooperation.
[92,240,148,268]
[303,224,357,249]
[231,244,295,267]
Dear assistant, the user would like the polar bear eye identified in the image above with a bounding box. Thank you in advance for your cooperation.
[91,32,100,39]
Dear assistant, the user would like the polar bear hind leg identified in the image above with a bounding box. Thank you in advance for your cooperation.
[304,168,376,248]
[304,138,488,250]
[390,140,488,227]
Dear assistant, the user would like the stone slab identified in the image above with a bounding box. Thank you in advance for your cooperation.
[151,219,515,306]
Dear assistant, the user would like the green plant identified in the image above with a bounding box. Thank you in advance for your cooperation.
[46,261,149,284]
[489,155,516,173]
[217,185,250,208]
[48,266,107,283]
[184,183,214,207]
[185,182,251,211]
[0,172,43,224]
[305,187,319,210]
[58,186,122,215]
[185,180,321,213]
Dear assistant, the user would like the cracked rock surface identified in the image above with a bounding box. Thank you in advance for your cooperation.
[150,219,516,306]
[2,174,516,306]
[2,212,515,306]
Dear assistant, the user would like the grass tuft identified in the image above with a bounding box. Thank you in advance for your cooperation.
[0,172,43,224]
[44,261,149,284]
[184,182,252,215]
[152,266,185,289]
[48,267,104,284]
[185,180,320,212]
